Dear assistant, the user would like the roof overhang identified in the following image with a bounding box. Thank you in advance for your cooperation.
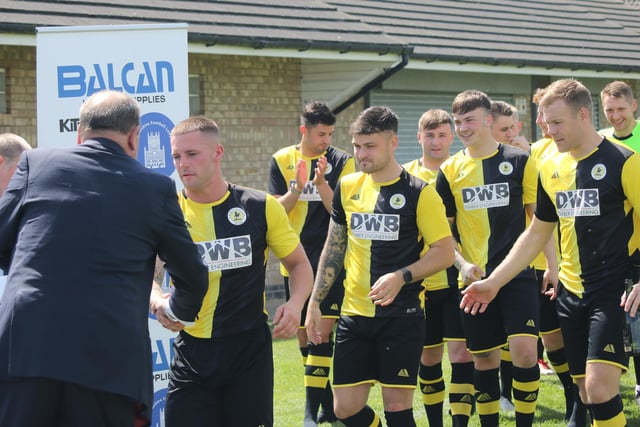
[406,59,640,80]
[189,42,406,62]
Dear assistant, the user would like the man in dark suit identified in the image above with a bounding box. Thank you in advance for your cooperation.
[0,90,208,427]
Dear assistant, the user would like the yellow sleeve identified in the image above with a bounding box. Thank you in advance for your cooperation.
[522,156,538,205]
[265,194,300,259]
[416,184,452,246]
[339,157,356,179]
[623,154,640,209]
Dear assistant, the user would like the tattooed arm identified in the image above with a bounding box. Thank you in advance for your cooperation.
[150,257,166,302]
[304,219,348,344]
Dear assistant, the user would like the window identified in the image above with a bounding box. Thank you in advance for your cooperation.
[189,74,202,116]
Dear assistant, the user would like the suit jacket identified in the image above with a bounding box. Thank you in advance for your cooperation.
[0,138,208,414]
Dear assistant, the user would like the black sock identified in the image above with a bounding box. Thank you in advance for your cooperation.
[419,363,444,427]
[546,348,574,419]
[449,361,474,425]
[512,365,539,427]
[317,381,336,422]
[300,346,309,364]
[590,395,626,426]
[475,367,500,427]
[340,405,381,427]
[304,341,333,422]
[566,385,588,427]
[537,338,544,359]
[384,408,416,427]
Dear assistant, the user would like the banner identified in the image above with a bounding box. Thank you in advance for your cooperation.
[36,23,189,426]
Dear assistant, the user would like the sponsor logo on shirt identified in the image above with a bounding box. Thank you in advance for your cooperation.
[197,235,252,271]
[461,183,510,210]
[289,179,321,201]
[556,189,600,217]
[350,213,399,241]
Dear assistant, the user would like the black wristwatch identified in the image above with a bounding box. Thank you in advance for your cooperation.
[400,267,413,284]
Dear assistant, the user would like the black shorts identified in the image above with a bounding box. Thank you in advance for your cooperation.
[462,273,539,353]
[333,315,424,388]
[165,324,273,427]
[285,270,345,325]
[534,269,561,335]
[424,286,465,347]
[556,281,628,378]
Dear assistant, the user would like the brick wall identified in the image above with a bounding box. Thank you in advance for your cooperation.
[0,45,37,146]
[190,53,365,312]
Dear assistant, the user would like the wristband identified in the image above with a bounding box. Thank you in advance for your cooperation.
[290,187,302,195]
[400,267,413,284]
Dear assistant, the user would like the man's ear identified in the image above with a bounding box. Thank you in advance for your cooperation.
[214,143,224,160]
[578,107,590,122]
[127,125,141,156]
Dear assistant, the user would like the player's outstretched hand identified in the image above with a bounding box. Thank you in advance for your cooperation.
[460,278,499,315]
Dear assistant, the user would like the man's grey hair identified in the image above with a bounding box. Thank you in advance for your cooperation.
[0,133,31,163]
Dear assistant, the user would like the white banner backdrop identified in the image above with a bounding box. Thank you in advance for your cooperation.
[36,23,189,426]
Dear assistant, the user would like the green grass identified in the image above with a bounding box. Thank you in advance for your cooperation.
[273,338,640,426]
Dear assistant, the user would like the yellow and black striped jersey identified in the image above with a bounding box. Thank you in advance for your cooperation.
[536,138,640,297]
[333,169,451,317]
[403,159,457,291]
[269,145,354,274]
[436,144,538,286]
[177,184,300,339]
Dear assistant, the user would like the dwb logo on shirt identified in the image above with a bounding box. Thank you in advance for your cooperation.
[556,189,600,217]
[289,179,321,202]
[350,213,399,241]
[462,183,510,210]
[197,235,253,271]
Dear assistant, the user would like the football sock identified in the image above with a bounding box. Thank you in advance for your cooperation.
[419,362,445,427]
[304,341,333,423]
[512,365,539,427]
[449,362,474,426]
[340,405,381,427]
[590,395,626,427]
[384,408,416,427]
[475,367,500,427]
